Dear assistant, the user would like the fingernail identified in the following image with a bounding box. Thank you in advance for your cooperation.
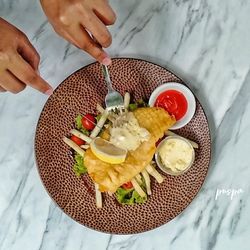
[45,88,53,96]
[102,56,112,66]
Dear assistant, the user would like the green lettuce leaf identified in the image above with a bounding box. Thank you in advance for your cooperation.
[128,103,138,111]
[73,153,87,177]
[115,186,147,205]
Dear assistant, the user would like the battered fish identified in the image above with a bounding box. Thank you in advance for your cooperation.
[84,107,176,192]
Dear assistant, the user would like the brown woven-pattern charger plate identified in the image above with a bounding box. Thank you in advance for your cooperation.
[35,58,211,234]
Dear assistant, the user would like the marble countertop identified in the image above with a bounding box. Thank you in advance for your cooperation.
[0,0,250,249]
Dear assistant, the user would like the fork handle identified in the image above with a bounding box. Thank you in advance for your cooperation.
[102,64,114,93]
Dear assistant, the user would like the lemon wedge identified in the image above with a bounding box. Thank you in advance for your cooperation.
[90,137,127,164]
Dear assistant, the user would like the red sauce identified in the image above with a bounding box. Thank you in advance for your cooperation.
[155,90,188,121]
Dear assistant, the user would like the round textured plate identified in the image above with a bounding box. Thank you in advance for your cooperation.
[35,58,211,234]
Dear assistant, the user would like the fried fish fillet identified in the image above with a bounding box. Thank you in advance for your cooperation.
[133,107,176,142]
[84,107,176,192]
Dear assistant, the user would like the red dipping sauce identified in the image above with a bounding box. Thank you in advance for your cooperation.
[154,90,188,121]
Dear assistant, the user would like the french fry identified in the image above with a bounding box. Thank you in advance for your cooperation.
[63,137,85,157]
[80,144,90,150]
[135,173,142,184]
[146,164,164,183]
[124,92,130,109]
[131,178,146,197]
[165,130,199,149]
[94,183,102,208]
[70,129,92,144]
[96,104,116,123]
[90,110,109,138]
[96,103,105,113]
[142,169,151,195]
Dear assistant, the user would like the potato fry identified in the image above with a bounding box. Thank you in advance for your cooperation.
[135,173,142,184]
[124,92,130,109]
[142,169,151,195]
[146,164,164,183]
[63,137,85,157]
[131,178,146,197]
[94,183,102,208]
[70,129,92,144]
[80,144,90,150]
[90,110,109,138]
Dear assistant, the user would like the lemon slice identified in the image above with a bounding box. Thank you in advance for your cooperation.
[90,137,127,164]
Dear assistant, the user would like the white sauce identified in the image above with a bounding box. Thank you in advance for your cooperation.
[110,112,150,151]
[158,138,193,171]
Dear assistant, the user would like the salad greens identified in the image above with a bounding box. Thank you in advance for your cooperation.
[73,153,87,177]
[115,178,148,205]
[128,99,148,112]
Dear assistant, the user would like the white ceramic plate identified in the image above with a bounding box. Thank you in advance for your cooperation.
[148,82,196,130]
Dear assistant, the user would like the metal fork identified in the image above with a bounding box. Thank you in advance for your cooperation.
[101,64,124,112]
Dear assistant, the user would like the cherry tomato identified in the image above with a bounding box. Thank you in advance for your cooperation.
[81,114,96,130]
[122,181,133,189]
[155,90,188,121]
[71,135,85,146]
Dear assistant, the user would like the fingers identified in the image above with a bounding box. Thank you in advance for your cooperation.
[8,54,52,94]
[81,12,112,48]
[0,70,26,94]
[18,34,40,71]
[93,1,116,26]
[0,85,7,92]
[65,24,111,65]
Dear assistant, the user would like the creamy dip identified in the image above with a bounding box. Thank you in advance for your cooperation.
[110,112,150,151]
[158,137,193,172]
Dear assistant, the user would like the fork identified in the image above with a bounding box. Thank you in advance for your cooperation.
[101,64,124,112]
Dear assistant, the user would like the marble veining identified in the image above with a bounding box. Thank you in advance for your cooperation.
[0,0,250,249]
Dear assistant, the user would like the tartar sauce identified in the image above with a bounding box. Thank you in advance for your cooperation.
[158,137,194,172]
[110,112,150,151]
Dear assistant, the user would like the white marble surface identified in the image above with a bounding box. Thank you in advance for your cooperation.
[0,0,250,249]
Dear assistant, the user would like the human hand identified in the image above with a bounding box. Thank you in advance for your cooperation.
[40,0,116,65]
[0,18,53,94]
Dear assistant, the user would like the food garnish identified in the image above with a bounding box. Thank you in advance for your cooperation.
[73,153,87,177]
[90,137,127,164]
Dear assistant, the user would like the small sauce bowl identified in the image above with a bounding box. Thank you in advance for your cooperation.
[155,135,195,176]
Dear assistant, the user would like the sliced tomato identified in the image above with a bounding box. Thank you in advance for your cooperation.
[81,114,96,130]
[71,135,85,146]
[122,181,133,189]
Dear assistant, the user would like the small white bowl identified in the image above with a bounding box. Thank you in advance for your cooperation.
[155,136,195,176]
[149,82,196,130]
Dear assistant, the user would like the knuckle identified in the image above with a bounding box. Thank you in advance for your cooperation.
[58,14,70,26]
[100,33,112,48]
[25,72,38,83]
[78,42,89,51]
[0,50,11,64]
[11,84,26,94]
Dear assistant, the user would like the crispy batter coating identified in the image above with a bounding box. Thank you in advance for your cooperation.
[133,107,176,142]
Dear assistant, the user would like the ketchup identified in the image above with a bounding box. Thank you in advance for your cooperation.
[155,90,188,121]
